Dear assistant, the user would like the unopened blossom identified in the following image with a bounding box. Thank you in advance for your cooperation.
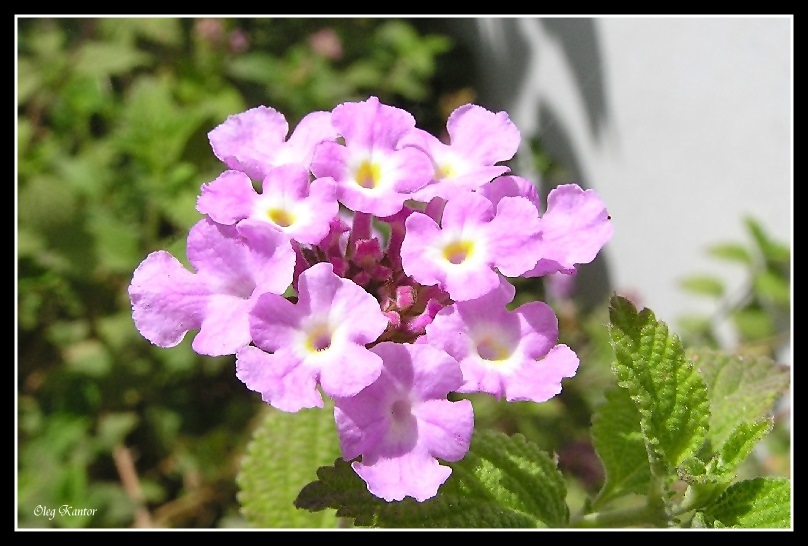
[197,164,338,245]
[129,218,295,356]
[208,106,338,181]
[334,341,474,502]
[400,190,542,301]
[400,103,521,202]
[424,277,579,403]
[310,96,433,217]
[235,262,388,412]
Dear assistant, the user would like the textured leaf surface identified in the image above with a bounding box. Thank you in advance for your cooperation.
[688,348,789,451]
[608,296,710,472]
[591,387,651,505]
[717,418,773,474]
[700,477,791,528]
[295,431,569,528]
[237,404,343,528]
[679,418,773,488]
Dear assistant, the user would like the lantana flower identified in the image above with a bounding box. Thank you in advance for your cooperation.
[208,106,338,181]
[196,163,338,245]
[334,341,474,502]
[400,103,521,202]
[128,95,614,504]
[235,262,388,412]
[400,190,542,301]
[424,277,579,403]
[310,96,434,216]
[129,218,295,356]
[480,176,613,278]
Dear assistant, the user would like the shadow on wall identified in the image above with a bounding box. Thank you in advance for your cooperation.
[446,17,613,310]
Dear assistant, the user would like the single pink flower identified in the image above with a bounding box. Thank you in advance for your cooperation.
[334,341,474,502]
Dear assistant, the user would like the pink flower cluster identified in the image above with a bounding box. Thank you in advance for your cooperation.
[128,96,613,502]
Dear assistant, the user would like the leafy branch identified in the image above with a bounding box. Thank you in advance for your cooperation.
[237,295,790,529]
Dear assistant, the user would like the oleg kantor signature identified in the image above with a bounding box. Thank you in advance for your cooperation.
[34,505,98,521]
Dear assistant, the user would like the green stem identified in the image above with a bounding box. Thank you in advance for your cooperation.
[577,465,670,528]
[571,504,663,529]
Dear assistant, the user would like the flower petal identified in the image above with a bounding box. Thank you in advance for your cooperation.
[208,105,289,180]
[503,344,580,403]
[235,345,323,412]
[129,250,207,349]
[196,170,257,224]
[413,398,474,462]
[351,449,453,502]
[446,104,520,165]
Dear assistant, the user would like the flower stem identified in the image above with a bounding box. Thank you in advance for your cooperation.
[571,503,663,529]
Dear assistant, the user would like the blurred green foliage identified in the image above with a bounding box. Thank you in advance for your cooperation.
[17,16,466,528]
[676,216,791,360]
[16,16,789,529]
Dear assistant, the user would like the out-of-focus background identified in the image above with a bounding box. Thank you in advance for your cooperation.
[16,16,791,528]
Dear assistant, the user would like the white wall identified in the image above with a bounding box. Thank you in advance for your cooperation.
[450,16,792,353]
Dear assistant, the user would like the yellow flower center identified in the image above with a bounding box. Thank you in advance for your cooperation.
[436,162,454,180]
[305,324,332,353]
[475,337,512,362]
[355,160,381,189]
[442,240,475,265]
[267,208,295,228]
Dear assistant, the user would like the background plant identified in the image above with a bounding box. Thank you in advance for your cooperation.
[16,16,790,529]
[17,16,465,528]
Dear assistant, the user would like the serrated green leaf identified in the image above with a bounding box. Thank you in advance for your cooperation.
[688,348,789,451]
[608,295,710,473]
[591,387,651,506]
[707,243,753,265]
[717,418,773,474]
[677,456,712,483]
[115,77,208,172]
[700,477,791,528]
[295,431,569,528]
[678,275,725,298]
[237,403,343,528]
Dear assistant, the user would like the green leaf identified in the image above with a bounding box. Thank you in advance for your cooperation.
[237,403,343,528]
[17,57,42,104]
[88,211,142,275]
[678,418,772,489]
[700,477,791,528]
[678,275,725,298]
[707,243,753,265]
[731,308,774,341]
[115,76,208,172]
[744,216,790,265]
[591,387,651,506]
[227,52,282,84]
[96,412,139,451]
[716,418,773,474]
[73,41,151,77]
[688,348,789,451]
[295,431,569,528]
[753,270,790,307]
[608,295,710,473]
[63,339,112,377]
